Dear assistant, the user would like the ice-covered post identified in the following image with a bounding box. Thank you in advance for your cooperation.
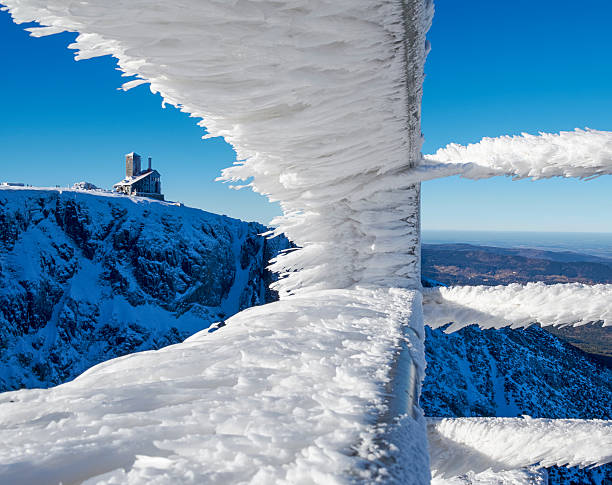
[257,0,432,295]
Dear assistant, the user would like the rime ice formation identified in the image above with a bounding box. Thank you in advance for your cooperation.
[423,129,612,181]
[1,1,437,479]
[2,0,434,295]
[1,0,434,482]
[427,417,612,479]
[0,288,428,485]
[431,468,548,485]
[422,283,612,331]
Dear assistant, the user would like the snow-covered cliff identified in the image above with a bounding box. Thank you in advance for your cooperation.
[0,187,289,391]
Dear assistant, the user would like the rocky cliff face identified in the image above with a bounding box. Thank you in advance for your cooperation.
[0,188,289,390]
[422,325,612,484]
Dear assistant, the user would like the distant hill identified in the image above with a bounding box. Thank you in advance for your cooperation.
[423,243,612,286]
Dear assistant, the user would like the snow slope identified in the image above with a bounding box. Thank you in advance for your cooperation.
[422,324,612,484]
[0,187,288,390]
[0,288,428,485]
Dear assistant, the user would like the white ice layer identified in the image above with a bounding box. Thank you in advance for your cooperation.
[423,129,612,181]
[0,288,429,485]
[427,417,612,478]
[2,0,433,295]
[423,283,612,332]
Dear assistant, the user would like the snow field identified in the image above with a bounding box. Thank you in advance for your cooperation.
[0,288,429,484]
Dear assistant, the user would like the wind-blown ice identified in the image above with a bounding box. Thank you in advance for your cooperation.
[0,288,428,485]
[2,0,434,295]
[427,417,612,478]
[423,283,612,332]
[423,129,612,181]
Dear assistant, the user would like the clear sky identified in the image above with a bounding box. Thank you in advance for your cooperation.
[1,0,611,231]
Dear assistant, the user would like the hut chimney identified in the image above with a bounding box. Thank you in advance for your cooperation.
[126,152,141,177]
[148,157,152,171]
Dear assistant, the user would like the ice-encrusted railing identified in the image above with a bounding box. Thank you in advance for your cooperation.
[1,0,612,483]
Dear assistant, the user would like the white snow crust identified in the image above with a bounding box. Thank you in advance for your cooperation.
[423,283,612,332]
[427,417,612,479]
[2,0,434,295]
[423,129,612,181]
[0,288,429,484]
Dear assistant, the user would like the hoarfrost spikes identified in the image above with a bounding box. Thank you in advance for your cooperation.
[424,128,612,181]
[2,0,434,295]
[423,283,612,331]
[428,417,612,478]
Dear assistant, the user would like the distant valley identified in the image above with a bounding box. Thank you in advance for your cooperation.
[422,243,612,286]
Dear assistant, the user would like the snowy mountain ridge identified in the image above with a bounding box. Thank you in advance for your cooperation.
[0,187,289,391]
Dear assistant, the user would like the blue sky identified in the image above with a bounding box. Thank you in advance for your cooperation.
[1,0,611,231]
